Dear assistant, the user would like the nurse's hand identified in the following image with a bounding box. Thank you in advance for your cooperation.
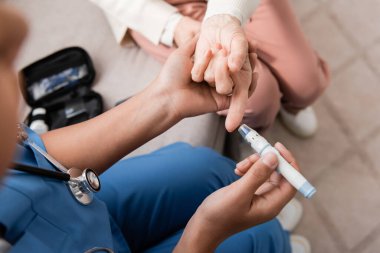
[174,16,201,47]
[154,37,257,131]
[0,4,27,64]
[192,14,248,83]
[174,143,299,253]
[154,37,227,119]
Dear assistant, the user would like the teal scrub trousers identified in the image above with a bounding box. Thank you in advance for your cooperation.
[97,142,291,253]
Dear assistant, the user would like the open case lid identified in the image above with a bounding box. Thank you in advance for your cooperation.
[19,47,96,107]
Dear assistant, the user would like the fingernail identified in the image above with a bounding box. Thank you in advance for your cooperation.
[234,168,243,176]
[262,152,278,169]
[275,142,287,151]
[191,71,199,80]
[236,159,248,168]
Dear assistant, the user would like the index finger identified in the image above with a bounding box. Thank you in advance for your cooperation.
[274,142,300,169]
[225,82,248,132]
[225,57,252,132]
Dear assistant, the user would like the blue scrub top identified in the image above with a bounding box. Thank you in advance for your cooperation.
[0,128,130,253]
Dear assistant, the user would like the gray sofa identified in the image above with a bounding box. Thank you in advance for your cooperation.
[12,0,227,157]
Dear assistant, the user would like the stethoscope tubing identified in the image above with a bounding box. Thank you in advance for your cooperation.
[15,124,100,205]
[11,163,70,181]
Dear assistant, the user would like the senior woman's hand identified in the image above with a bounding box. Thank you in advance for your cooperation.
[214,50,258,132]
[174,143,298,253]
[189,14,255,131]
[191,14,248,85]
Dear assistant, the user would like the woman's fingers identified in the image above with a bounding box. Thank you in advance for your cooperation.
[236,153,281,194]
[254,173,297,217]
[224,56,252,132]
[235,153,260,176]
[254,171,282,195]
[217,109,229,116]
[275,142,300,169]
[236,152,278,194]
[214,49,234,95]
[194,43,221,84]
[204,58,216,85]
[192,44,212,82]
[191,36,213,83]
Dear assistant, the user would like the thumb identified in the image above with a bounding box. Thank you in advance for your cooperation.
[217,109,228,116]
[236,152,278,193]
[176,35,199,57]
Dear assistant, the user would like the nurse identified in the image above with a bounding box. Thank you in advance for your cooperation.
[0,3,299,253]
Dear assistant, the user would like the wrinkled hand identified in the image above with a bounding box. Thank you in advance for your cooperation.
[174,16,201,47]
[154,37,233,120]
[190,14,255,131]
[174,143,298,252]
[213,50,258,132]
[191,14,248,85]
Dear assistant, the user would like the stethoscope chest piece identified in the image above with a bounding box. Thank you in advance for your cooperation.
[68,168,101,205]
[16,123,101,205]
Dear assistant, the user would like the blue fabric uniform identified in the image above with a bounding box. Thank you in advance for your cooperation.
[0,128,291,253]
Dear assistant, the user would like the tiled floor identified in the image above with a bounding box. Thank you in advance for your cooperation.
[249,0,380,252]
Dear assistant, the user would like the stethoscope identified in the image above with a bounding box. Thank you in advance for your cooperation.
[13,124,101,205]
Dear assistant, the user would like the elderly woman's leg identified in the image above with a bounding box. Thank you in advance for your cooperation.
[245,0,330,113]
